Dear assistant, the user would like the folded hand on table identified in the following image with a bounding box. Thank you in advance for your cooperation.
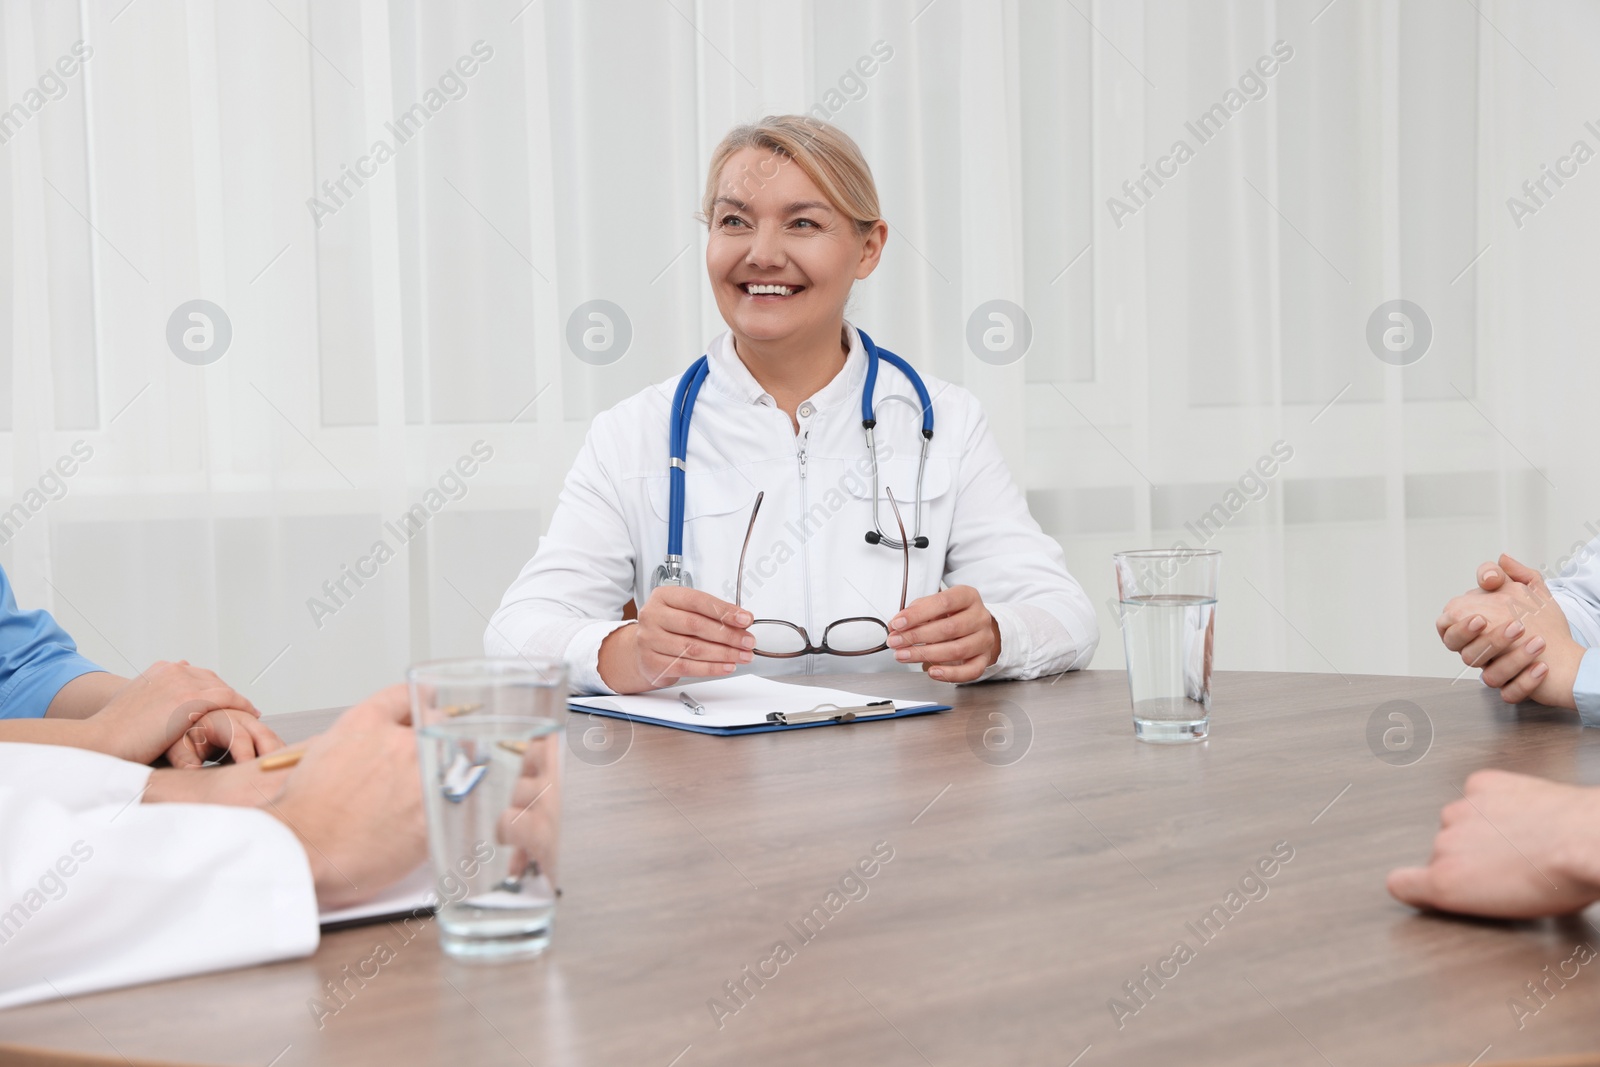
[1388,769,1600,918]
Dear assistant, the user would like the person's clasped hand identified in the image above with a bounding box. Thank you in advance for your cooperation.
[1436,554,1584,707]
[87,659,282,767]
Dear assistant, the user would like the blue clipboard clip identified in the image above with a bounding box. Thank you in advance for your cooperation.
[766,699,895,726]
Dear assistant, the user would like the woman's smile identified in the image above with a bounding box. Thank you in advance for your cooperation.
[739,280,807,301]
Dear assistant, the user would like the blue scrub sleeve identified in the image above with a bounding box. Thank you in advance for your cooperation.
[0,564,106,719]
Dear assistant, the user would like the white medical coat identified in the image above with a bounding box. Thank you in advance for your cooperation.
[488,323,1099,694]
[0,743,318,1010]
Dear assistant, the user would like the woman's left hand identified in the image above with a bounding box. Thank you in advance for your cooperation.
[886,585,1001,683]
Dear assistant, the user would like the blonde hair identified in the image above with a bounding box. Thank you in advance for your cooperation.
[699,116,880,235]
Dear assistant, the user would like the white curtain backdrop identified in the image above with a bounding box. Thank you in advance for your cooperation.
[3,0,1597,713]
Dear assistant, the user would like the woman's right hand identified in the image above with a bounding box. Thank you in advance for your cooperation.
[598,587,756,693]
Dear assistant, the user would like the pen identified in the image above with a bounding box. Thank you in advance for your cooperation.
[261,735,528,770]
[680,690,707,716]
[258,747,305,771]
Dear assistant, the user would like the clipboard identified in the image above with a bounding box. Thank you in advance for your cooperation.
[568,675,950,736]
[318,864,437,931]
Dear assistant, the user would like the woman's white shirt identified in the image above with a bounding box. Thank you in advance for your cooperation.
[487,323,1099,694]
[0,743,318,1009]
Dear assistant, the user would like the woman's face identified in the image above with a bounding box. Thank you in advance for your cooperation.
[706,146,885,348]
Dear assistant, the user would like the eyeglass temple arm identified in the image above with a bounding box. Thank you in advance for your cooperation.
[885,488,909,612]
[735,491,764,608]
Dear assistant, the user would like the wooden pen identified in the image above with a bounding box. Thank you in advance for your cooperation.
[258,747,305,771]
[261,717,520,770]
[261,735,524,769]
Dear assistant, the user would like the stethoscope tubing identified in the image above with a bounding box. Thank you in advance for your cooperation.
[667,355,710,558]
[661,328,932,587]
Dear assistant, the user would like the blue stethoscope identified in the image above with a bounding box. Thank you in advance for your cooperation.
[652,328,934,590]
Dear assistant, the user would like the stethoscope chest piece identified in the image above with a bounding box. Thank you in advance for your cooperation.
[652,555,692,590]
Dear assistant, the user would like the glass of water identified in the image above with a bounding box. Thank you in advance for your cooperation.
[408,657,566,960]
[1113,550,1220,743]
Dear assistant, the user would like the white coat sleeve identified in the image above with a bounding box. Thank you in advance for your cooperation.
[486,408,638,695]
[940,401,1100,681]
[0,744,319,1010]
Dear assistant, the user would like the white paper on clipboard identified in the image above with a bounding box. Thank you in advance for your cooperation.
[575,674,921,729]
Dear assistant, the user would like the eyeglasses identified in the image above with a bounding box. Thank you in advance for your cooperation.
[735,487,910,658]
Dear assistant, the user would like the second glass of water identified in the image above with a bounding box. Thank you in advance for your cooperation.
[1113,550,1220,743]
[409,657,566,960]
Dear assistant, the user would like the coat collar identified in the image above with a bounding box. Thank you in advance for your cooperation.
[704,322,868,414]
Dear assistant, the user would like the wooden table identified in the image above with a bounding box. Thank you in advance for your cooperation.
[7,669,1600,1067]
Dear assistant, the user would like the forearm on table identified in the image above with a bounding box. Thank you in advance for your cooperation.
[144,763,288,808]
[0,716,104,750]
[45,671,128,719]
[143,767,210,804]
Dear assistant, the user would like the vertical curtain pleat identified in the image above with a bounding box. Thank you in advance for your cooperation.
[2,0,1591,708]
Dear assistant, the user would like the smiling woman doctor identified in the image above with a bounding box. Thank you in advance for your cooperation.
[488,116,1098,695]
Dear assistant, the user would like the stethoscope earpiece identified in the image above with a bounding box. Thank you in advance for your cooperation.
[864,531,882,545]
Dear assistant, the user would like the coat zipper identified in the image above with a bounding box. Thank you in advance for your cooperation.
[795,423,813,673]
